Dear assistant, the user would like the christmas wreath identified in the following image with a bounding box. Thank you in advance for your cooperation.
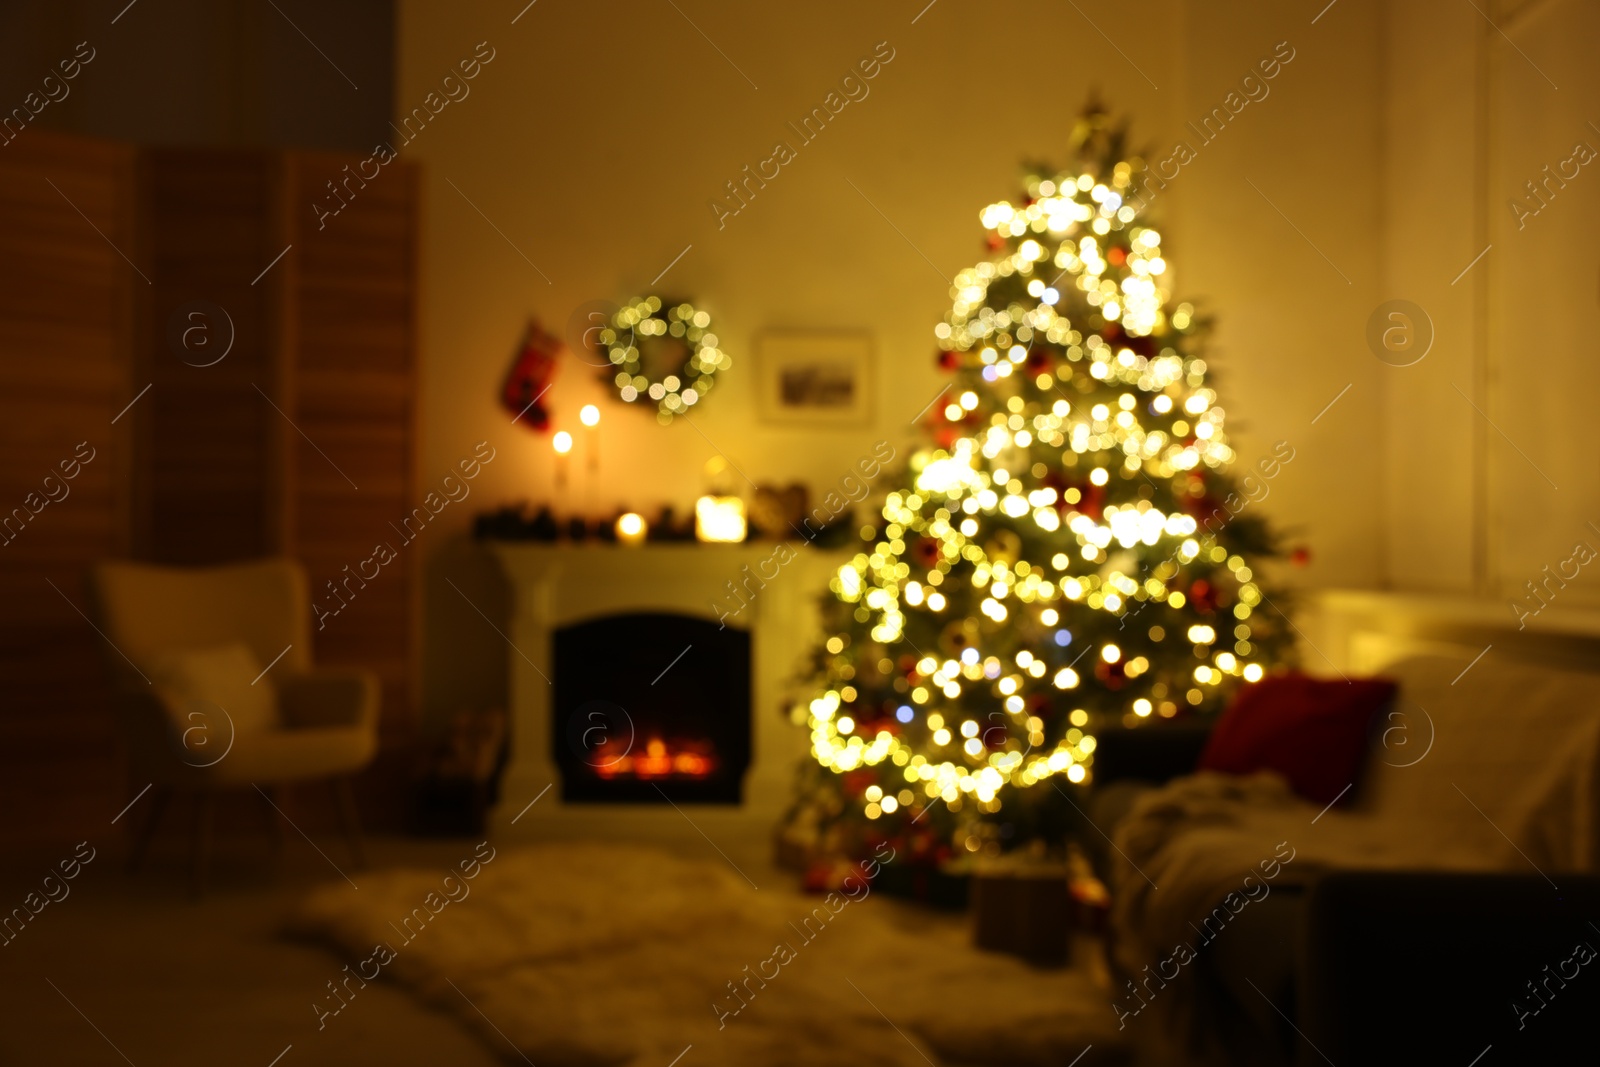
[595,296,729,423]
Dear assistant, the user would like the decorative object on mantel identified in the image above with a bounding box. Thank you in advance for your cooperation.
[591,295,729,423]
[756,330,873,425]
[650,504,697,541]
[472,497,850,547]
[695,495,746,543]
[530,506,563,540]
[695,455,747,542]
[472,503,698,543]
[749,482,809,539]
[474,505,558,541]
[499,318,562,431]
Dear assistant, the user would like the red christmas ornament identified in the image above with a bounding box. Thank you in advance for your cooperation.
[1094,658,1128,689]
[1108,246,1127,267]
[1184,497,1223,525]
[937,349,960,371]
[802,857,881,893]
[1124,333,1157,357]
[500,319,562,431]
[1025,346,1052,374]
[986,233,1006,251]
[1073,482,1106,521]
[1188,578,1219,614]
[907,829,939,860]
[1180,473,1224,521]
[1291,546,1312,567]
[800,860,837,893]
[842,770,877,798]
[913,536,942,568]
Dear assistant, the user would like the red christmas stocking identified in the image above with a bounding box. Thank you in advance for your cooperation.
[501,319,562,430]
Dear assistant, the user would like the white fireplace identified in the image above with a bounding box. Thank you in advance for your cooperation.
[488,542,846,861]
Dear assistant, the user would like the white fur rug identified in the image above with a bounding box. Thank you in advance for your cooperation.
[289,843,1127,1066]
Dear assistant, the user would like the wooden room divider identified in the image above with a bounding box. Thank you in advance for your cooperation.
[0,129,420,844]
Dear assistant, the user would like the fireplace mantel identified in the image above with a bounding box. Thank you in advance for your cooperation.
[488,541,847,858]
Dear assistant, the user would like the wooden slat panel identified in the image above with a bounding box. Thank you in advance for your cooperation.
[0,130,134,846]
[287,151,418,741]
[0,137,421,842]
[134,148,281,564]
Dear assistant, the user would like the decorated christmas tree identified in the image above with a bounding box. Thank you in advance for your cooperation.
[784,108,1295,865]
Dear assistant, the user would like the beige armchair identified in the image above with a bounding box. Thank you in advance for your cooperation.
[88,558,379,892]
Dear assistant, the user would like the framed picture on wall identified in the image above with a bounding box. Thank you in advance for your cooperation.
[755,332,873,425]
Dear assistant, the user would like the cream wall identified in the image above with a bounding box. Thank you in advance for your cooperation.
[1381,0,1600,611]
[1381,0,1481,593]
[397,0,1390,723]
[1164,0,1386,589]
[1484,0,1600,604]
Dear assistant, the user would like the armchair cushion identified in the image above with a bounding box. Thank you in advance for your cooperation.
[148,642,279,737]
[206,721,376,785]
[196,668,380,785]
[137,660,379,787]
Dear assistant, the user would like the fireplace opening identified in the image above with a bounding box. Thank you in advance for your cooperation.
[552,613,751,804]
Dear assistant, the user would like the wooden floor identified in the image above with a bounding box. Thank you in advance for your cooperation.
[0,836,509,1067]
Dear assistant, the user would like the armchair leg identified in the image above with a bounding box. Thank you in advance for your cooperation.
[191,791,214,899]
[128,787,170,873]
[334,778,366,870]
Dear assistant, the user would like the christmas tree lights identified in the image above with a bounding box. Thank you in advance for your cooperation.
[788,109,1293,856]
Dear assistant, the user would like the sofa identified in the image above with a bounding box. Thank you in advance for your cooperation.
[1092,653,1600,1065]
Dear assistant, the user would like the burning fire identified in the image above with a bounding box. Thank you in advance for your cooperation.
[592,738,716,780]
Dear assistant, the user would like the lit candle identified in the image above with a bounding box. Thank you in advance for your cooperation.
[552,430,572,492]
[579,404,600,512]
[695,495,746,543]
[615,511,647,547]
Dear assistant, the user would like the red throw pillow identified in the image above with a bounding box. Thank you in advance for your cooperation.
[1197,673,1397,805]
